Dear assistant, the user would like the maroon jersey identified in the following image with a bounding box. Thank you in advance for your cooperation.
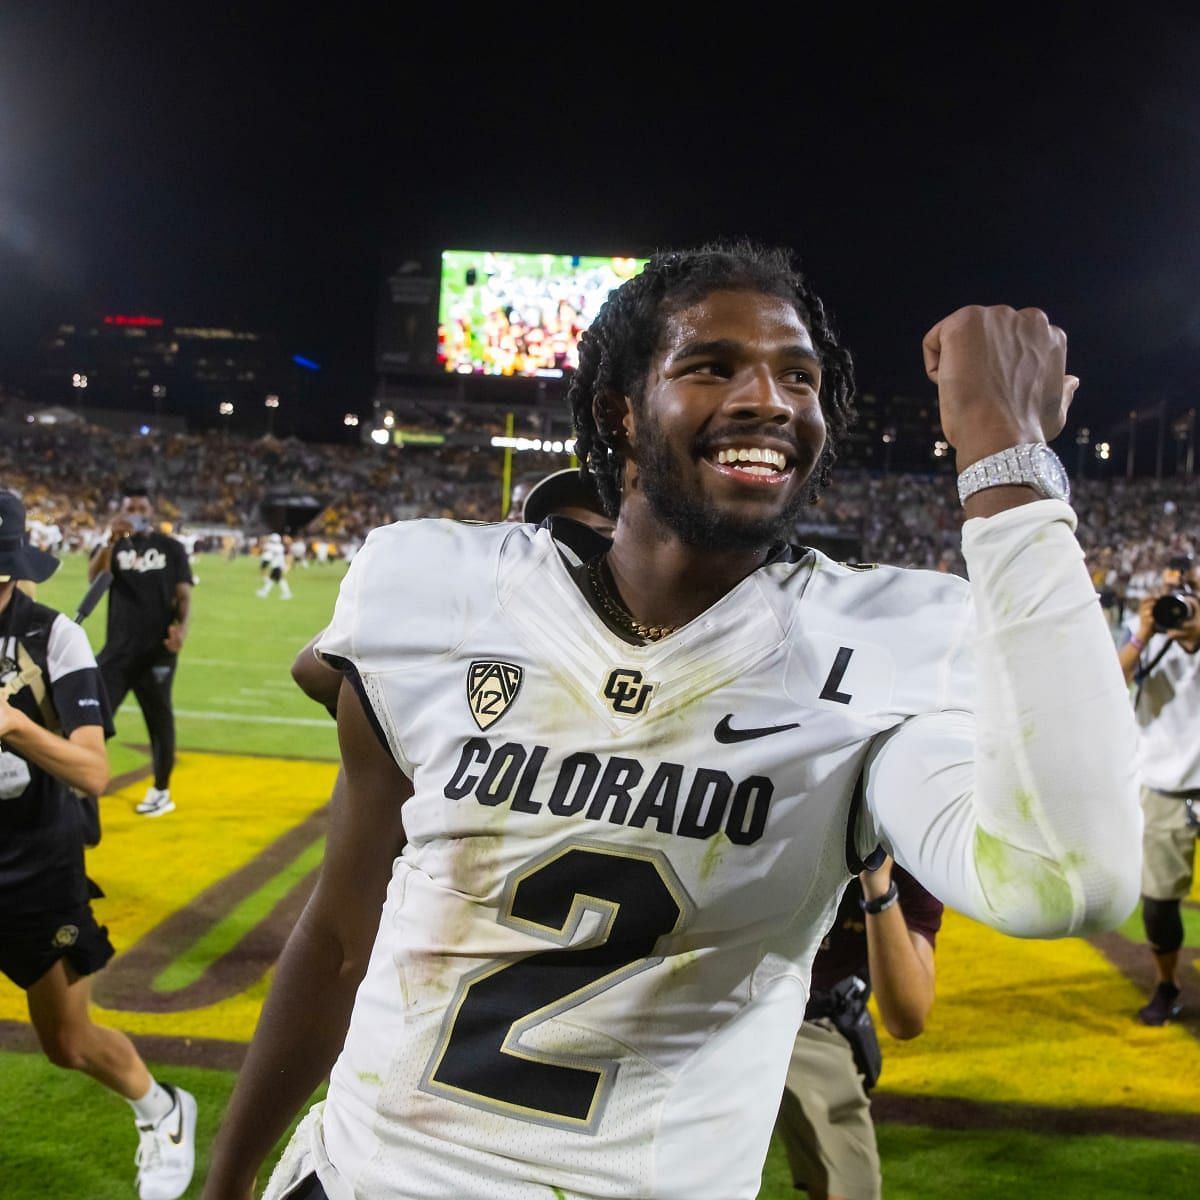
[807,865,942,1007]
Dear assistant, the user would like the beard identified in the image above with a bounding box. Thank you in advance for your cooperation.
[633,411,817,551]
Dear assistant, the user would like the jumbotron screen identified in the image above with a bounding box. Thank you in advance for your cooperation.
[437,250,646,377]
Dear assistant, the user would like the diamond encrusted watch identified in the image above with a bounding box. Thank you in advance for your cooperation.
[956,442,1070,506]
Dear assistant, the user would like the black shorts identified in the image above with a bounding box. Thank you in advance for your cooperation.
[282,1175,328,1200]
[0,888,115,990]
[270,566,283,582]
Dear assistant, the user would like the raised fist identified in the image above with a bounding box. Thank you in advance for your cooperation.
[922,306,1079,469]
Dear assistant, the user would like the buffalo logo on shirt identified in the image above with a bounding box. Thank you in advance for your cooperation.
[467,661,523,730]
[115,546,168,573]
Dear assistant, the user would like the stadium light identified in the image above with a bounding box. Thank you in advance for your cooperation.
[265,394,280,409]
[219,401,234,416]
[490,435,575,454]
[383,411,395,428]
[370,428,390,445]
[72,373,88,388]
[1095,441,1111,461]
[932,440,949,458]
[151,384,167,398]
[343,413,360,427]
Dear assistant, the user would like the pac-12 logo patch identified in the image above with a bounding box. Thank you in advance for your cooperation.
[467,661,523,730]
[602,668,654,717]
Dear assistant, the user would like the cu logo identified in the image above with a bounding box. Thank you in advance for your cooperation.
[602,668,654,717]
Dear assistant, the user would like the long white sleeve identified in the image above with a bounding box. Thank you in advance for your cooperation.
[864,499,1142,937]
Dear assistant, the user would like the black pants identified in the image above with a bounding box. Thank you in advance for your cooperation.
[98,645,178,790]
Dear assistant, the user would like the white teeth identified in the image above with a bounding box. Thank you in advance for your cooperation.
[714,447,787,471]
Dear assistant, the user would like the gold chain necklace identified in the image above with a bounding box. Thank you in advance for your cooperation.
[587,557,676,642]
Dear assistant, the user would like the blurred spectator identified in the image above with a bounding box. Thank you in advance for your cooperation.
[1,415,1193,604]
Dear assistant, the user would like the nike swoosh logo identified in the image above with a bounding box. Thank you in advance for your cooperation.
[713,714,801,743]
[166,1097,184,1145]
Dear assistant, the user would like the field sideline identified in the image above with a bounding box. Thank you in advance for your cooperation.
[0,553,1197,1198]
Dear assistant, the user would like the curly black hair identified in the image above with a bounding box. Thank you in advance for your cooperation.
[566,240,856,516]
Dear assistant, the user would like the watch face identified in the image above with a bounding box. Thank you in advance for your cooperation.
[1034,445,1070,500]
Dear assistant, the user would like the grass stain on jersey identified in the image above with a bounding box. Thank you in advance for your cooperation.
[973,827,1073,930]
[1014,788,1034,822]
[1028,859,1075,927]
[699,830,730,880]
[668,947,700,975]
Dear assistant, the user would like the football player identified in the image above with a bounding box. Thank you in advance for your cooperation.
[257,533,293,599]
[205,243,1141,1200]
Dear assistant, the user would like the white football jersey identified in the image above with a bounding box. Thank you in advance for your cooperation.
[308,518,976,1200]
[1125,619,1200,792]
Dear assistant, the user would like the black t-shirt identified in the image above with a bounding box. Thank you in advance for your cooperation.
[807,865,944,1006]
[0,591,114,914]
[102,531,193,653]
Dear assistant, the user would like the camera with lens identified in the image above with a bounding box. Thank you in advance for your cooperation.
[1152,591,1200,632]
[809,975,883,1089]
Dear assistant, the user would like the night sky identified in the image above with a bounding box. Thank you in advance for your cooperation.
[3,6,1200,440]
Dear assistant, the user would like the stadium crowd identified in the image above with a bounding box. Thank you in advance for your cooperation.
[0,317,1194,1199]
[0,415,1194,613]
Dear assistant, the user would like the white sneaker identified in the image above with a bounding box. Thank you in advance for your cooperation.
[134,1084,196,1200]
[135,787,175,817]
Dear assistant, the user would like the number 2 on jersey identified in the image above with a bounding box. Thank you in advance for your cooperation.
[421,841,692,1132]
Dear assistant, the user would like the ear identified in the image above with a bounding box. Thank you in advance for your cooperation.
[593,389,636,450]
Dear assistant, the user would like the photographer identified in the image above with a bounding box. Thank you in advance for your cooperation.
[774,856,942,1200]
[0,491,196,1200]
[1119,554,1200,1025]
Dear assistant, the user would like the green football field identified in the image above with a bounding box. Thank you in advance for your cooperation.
[1,553,1197,1198]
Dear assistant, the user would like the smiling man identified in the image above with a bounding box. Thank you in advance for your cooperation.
[205,243,1141,1200]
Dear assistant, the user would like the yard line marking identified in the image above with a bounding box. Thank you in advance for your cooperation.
[118,703,332,728]
[187,657,281,668]
[175,708,333,728]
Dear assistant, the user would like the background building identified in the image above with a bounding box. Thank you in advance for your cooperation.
[36,314,292,434]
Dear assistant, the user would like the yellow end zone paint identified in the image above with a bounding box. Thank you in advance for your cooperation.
[0,749,336,1043]
[877,908,1200,1116]
[2,747,1197,1120]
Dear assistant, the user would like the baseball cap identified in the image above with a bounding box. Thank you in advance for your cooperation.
[0,491,60,583]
